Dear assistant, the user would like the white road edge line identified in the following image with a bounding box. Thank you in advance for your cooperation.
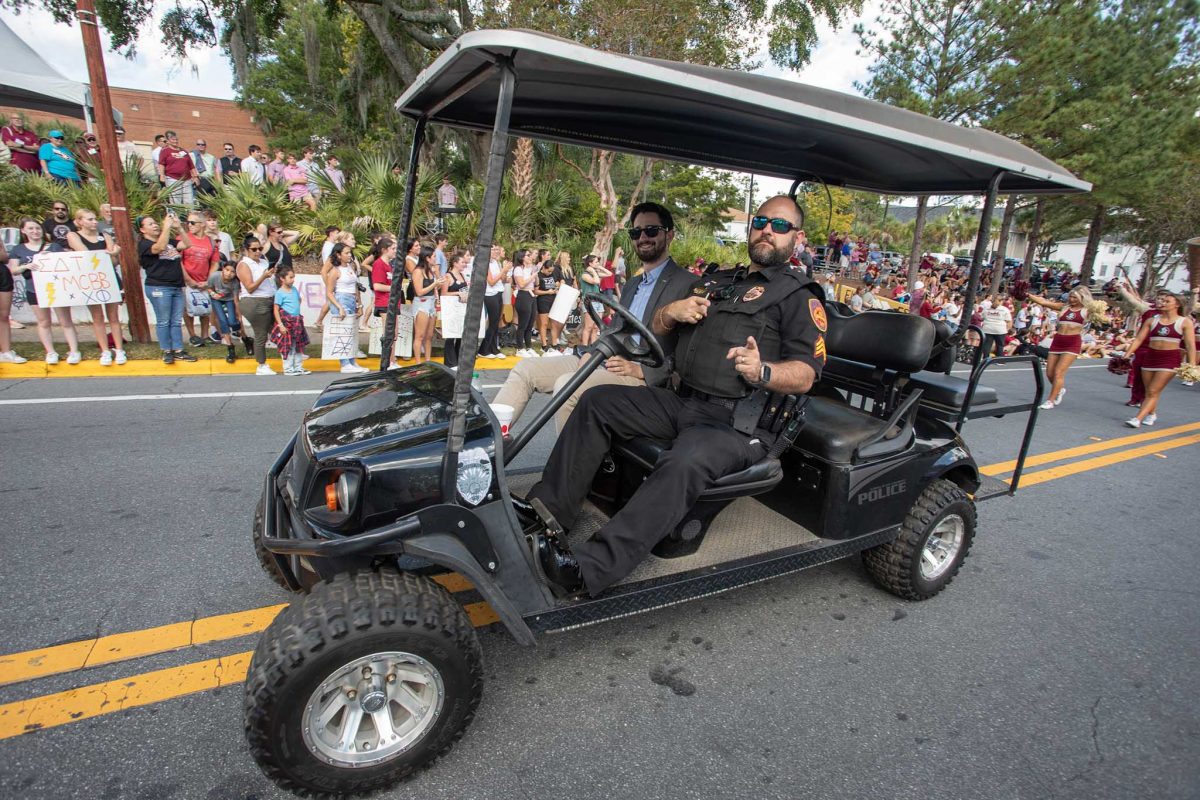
[0,385,505,405]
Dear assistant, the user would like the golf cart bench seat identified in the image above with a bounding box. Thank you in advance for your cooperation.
[613,437,783,502]
[824,357,999,409]
[819,307,998,412]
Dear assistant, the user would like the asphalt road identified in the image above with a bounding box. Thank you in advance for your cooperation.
[0,362,1197,800]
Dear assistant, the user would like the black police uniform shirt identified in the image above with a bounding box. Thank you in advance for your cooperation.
[673,264,827,399]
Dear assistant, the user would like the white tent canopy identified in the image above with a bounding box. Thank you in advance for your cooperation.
[0,17,119,124]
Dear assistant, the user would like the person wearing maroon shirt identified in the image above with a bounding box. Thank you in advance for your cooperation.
[1,114,41,173]
[157,130,199,207]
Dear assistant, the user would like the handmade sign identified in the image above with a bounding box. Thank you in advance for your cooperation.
[439,295,487,339]
[368,306,414,358]
[548,284,580,324]
[321,315,359,361]
[30,251,123,308]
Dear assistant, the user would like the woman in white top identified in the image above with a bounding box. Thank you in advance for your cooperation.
[324,242,367,372]
[480,245,510,358]
[236,234,278,375]
[511,248,538,357]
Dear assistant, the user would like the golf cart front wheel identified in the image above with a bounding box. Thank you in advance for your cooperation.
[863,479,976,601]
[243,568,483,797]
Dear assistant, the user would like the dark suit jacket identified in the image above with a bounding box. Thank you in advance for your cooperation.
[615,256,695,388]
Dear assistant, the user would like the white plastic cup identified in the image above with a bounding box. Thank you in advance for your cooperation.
[491,403,514,437]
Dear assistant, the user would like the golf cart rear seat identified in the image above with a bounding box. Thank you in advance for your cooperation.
[791,309,937,464]
[818,308,998,415]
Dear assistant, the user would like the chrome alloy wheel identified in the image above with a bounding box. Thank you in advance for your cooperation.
[302,652,444,768]
[920,514,965,581]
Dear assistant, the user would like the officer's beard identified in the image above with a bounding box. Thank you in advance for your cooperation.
[749,239,791,268]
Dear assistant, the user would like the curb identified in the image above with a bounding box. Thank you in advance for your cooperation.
[0,355,527,379]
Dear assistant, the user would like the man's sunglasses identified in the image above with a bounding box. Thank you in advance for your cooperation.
[248,246,263,252]
[750,216,800,234]
[627,225,669,240]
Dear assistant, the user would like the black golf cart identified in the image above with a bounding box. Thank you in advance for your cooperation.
[244,30,1089,797]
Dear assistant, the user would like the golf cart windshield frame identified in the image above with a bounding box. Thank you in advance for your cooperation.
[378,29,1090,499]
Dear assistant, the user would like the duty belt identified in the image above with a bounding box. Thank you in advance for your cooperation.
[678,386,740,410]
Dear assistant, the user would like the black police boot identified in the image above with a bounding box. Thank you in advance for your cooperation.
[534,533,585,597]
[513,496,566,537]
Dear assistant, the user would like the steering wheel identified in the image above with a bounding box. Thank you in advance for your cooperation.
[584,291,666,368]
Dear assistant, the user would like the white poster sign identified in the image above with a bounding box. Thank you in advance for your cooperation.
[439,295,487,339]
[368,306,414,358]
[321,315,358,361]
[548,284,580,324]
[30,250,123,307]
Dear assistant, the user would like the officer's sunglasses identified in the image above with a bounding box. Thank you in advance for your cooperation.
[627,225,669,240]
[750,215,799,234]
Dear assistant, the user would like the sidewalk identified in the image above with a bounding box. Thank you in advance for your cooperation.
[0,353,525,379]
[2,321,528,378]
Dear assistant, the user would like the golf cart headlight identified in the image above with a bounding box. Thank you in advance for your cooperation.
[336,472,352,511]
[456,447,492,506]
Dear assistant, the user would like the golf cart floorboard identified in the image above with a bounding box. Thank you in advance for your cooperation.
[508,472,820,582]
[509,473,897,634]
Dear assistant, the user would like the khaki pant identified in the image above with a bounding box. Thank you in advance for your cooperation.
[492,354,645,433]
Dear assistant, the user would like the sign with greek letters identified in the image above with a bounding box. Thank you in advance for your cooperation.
[31,251,123,307]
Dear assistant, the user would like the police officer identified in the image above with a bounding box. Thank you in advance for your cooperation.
[527,196,828,596]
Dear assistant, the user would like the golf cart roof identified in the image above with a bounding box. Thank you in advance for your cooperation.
[395,29,1090,196]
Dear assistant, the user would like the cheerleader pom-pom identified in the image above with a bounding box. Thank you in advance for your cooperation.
[1086,299,1110,326]
[1176,363,1200,383]
[1107,354,1132,375]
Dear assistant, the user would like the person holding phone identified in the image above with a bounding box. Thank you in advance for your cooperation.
[138,213,195,364]
[237,234,278,375]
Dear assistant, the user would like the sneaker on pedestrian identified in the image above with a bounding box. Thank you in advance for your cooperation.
[283,367,300,376]
[355,350,368,358]
[189,335,203,347]
[340,363,369,374]
[163,351,175,365]
[114,349,128,365]
[174,350,198,362]
[0,351,27,364]
[1143,413,1157,426]
[208,330,222,344]
[1124,400,1140,407]
[1038,399,1056,410]
[66,351,82,365]
[1184,380,1195,387]
[256,363,277,376]
[1123,417,1141,428]
[294,367,312,375]
[226,345,236,364]
[99,350,113,366]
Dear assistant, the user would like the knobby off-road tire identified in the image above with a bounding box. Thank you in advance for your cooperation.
[253,493,296,592]
[243,568,483,797]
[863,478,976,601]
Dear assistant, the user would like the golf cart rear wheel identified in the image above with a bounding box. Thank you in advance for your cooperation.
[243,568,483,797]
[863,479,975,601]
[252,493,296,592]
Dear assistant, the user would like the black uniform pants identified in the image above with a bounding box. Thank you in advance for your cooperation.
[527,385,767,595]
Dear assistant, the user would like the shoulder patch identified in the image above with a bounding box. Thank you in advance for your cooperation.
[809,298,828,332]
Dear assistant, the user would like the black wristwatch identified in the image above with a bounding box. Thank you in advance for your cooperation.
[756,363,772,387]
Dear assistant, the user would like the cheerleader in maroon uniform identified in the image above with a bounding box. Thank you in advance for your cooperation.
[1025,286,1094,410]
[1121,291,1196,428]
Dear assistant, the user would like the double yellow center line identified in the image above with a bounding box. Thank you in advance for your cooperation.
[2,423,1197,740]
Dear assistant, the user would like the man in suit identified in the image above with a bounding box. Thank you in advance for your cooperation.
[492,202,694,432]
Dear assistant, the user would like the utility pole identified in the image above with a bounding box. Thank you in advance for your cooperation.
[75,0,150,342]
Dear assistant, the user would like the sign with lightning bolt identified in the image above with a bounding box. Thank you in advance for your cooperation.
[31,251,123,308]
